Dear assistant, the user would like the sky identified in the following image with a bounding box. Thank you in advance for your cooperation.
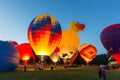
[0,0,120,55]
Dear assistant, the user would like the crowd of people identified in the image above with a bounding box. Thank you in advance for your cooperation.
[33,61,54,71]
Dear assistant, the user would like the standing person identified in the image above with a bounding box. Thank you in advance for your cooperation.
[98,65,107,80]
[51,64,54,71]
[98,66,102,80]
[101,67,107,80]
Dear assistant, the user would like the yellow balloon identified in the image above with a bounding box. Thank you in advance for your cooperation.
[69,21,85,32]
[58,30,80,63]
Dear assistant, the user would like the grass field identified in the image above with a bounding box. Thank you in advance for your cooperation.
[0,65,120,80]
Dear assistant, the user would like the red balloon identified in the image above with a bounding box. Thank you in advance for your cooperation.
[18,43,33,62]
[79,43,97,64]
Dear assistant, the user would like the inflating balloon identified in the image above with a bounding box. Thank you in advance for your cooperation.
[69,21,85,32]
[58,21,85,64]
[79,43,97,65]
[18,43,34,72]
[28,14,62,61]
[50,47,60,63]
[100,24,120,64]
[0,41,20,72]
[18,43,34,62]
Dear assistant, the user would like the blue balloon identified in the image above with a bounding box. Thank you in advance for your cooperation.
[0,40,20,72]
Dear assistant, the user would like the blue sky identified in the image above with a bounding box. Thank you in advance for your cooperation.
[0,0,120,54]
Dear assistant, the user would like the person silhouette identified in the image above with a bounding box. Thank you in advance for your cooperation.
[98,65,107,80]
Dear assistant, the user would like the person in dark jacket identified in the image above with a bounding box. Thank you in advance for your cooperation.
[98,65,107,80]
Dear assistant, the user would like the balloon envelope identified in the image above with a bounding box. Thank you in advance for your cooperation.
[100,24,120,64]
[0,41,20,72]
[58,30,80,63]
[50,47,60,63]
[18,43,33,61]
[28,14,62,56]
[79,43,97,64]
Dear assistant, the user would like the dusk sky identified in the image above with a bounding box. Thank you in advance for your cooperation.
[0,0,120,54]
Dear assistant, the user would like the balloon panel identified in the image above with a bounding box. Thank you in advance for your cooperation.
[79,43,97,63]
[0,41,20,72]
[58,30,80,59]
[100,24,120,54]
[28,14,62,56]
[69,50,78,64]
[54,47,60,53]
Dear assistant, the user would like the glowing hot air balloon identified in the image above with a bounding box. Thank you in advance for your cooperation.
[58,30,80,63]
[18,43,33,62]
[50,47,60,64]
[79,43,97,65]
[58,21,85,64]
[100,24,120,64]
[18,43,34,72]
[28,14,62,61]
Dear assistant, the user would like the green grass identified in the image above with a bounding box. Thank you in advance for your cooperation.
[0,65,120,80]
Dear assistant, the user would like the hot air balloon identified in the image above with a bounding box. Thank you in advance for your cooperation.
[58,21,85,64]
[100,24,120,64]
[79,43,97,66]
[69,21,85,32]
[50,47,60,64]
[58,30,80,64]
[0,41,20,72]
[18,43,34,72]
[58,30,80,63]
[28,14,62,62]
